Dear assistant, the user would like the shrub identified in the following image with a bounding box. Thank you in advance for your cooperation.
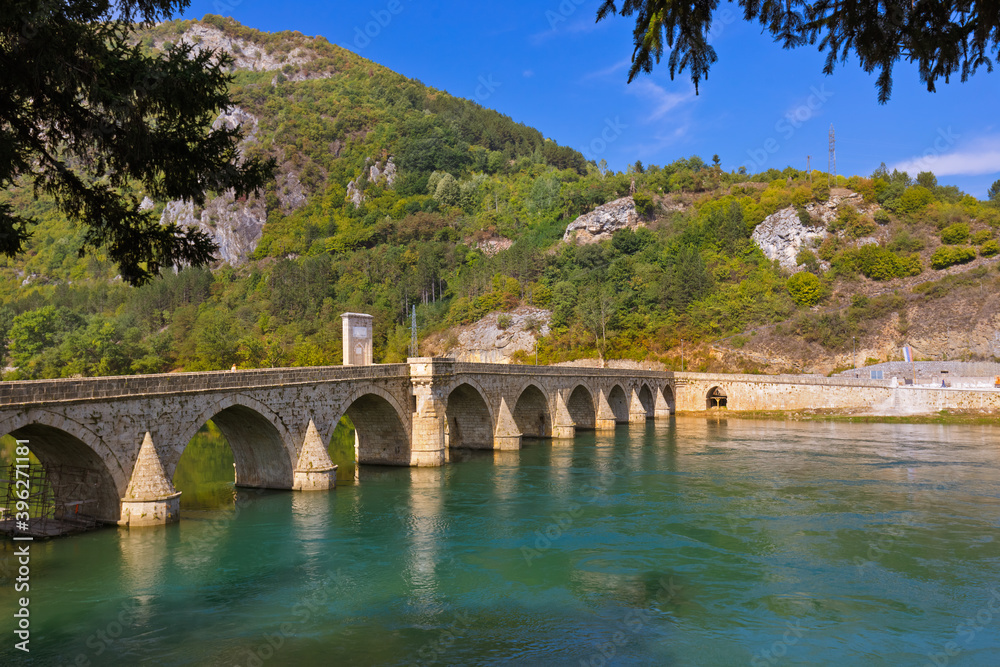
[847,216,877,240]
[811,180,829,201]
[894,185,935,214]
[796,206,812,226]
[632,191,656,218]
[980,240,1000,257]
[497,313,513,329]
[796,247,820,273]
[874,209,890,224]
[940,223,970,244]
[930,246,977,269]
[888,228,925,253]
[971,229,993,245]
[837,245,921,280]
[786,271,822,306]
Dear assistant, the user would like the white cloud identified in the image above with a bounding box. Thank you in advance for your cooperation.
[582,59,629,81]
[890,137,1000,176]
[523,70,534,78]
[625,79,696,122]
[529,9,605,45]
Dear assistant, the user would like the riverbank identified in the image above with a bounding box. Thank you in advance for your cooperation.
[685,408,1000,425]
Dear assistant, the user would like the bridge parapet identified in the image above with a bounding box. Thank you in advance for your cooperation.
[0,364,410,406]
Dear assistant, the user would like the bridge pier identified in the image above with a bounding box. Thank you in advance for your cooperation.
[552,392,575,439]
[595,389,617,431]
[292,420,338,490]
[654,388,673,419]
[628,389,648,423]
[494,396,523,450]
[408,358,448,466]
[120,432,181,528]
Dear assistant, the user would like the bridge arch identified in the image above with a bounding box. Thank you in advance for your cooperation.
[338,386,411,465]
[607,384,630,423]
[566,384,596,430]
[707,386,728,409]
[446,382,494,450]
[0,411,124,523]
[638,384,654,419]
[174,394,295,489]
[512,383,551,439]
[662,385,676,414]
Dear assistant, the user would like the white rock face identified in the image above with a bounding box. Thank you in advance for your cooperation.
[563,196,639,244]
[346,157,397,206]
[444,308,551,363]
[804,192,867,225]
[212,106,259,142]
[160,192,266,266]
[751,207,828,271]
[155,106,270,265]
[276,171,307,214]
[161,24,333,81]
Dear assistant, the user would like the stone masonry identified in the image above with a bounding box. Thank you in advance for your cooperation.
[4,362,998,529]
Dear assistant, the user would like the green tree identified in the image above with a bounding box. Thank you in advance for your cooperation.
[1,0,274,285]
[786,272,822,307]
[578,283,617,363]
[916,171,938,190]
[666,245,712,310]
[7,305,82,371]
[987,179,1000,203]
[596,0,1000,102]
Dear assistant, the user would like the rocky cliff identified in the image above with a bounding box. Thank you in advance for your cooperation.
[155,106,275,266]
[427,307,551,363]
[563,196,640,244]
[751,207,827,271]
[152,23,335,82]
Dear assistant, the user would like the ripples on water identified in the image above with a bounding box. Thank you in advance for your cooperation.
[2,417,1000,665]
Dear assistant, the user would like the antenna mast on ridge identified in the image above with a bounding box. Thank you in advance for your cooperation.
[828,124,836,188]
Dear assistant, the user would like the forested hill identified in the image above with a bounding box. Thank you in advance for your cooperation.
[1,16,998,379]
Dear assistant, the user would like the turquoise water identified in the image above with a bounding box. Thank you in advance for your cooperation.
[2,417,1000,665]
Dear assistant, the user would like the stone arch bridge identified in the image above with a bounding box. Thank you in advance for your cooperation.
[0,359,677,528]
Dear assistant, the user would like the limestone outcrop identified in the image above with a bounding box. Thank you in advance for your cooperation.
[751,207,827,271]
[160,193,267,266]
[157,23,334,81]
[155,106,271,265]
[563,196,640,244]
[439,307,551,363]
[346,157,396,206]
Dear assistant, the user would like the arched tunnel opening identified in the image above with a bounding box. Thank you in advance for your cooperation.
[663,386,676,414]
[345,393,410,465]
[707,387,728,409]
[327,415,357,483]
[172,420,236,511]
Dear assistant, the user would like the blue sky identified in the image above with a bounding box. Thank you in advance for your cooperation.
[179,0,1000,198]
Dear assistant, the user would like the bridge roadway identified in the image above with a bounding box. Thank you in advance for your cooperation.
[0,358,677,527]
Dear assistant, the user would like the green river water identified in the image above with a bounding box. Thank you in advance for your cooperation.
[2,417,1000,666]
